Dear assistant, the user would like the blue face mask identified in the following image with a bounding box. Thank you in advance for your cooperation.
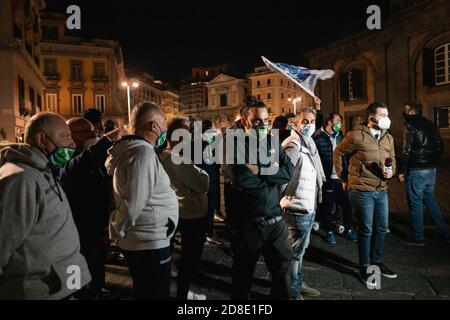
[301,124,316,138]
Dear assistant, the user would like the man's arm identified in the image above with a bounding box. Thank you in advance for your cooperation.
[333,132,356,180]
[399,124,414,175]
[259,144,294,186]
[0,174,37,277]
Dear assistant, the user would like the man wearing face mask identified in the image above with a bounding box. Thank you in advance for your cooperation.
[313,113,357,245]
[334,102,397,289]
[59,117,123,300]
[399,102,450,246]
[223,95,294,300]
[280,107,326,300]
[0,112,91,299]
[105,102,178,300]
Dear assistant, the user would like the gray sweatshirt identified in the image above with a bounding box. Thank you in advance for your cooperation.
[105,137,179,251]
[0,144,91,300]
[159,149,210,220]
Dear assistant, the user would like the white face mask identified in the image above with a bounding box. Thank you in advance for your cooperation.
[377,117,391,130]
[301,124,316,138]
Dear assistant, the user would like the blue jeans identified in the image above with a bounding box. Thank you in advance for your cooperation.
[406,169,450,241]
[285,211,315,298]
[349,190,388,267]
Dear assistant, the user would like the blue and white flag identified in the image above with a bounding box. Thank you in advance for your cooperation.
[262,56,335,98]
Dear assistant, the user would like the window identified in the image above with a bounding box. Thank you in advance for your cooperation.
[220,93,227,107]
[46,93,57,112]
[268,108,272,113]
[267,79,271,86]
[257,80,261,88]
[435,44,450,85]
[282,107,285,113]
[37,94,42,112]
[257,94,261,100]
[267,93,272,100]
[435,107,450,128]
[281,93,284,99]
[29,87,35,114]
[340,68,365,102]
[72,94,83,114]
[95,95,106,113]
[70,61,83,81]
[281,79,284,85]
[42,25,57,40]
[18,77,25,112]
[93,62,106,78]
[44,59,57,77]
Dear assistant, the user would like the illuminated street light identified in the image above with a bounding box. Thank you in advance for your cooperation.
[121,80,140,123]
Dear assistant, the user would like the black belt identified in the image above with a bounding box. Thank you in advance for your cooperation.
[250,216,283,226]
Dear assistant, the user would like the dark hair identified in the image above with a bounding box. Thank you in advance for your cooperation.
[82,108,102,125]
[167,117,190,143]
[240,95,266,117]
[366,102,388,120]
[202,119,213,133]
[324,113,342,128]
[272,116,288,130]
[405,101,423,115]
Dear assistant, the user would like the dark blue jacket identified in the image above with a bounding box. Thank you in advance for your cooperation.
[313,129,348,182]
[59,136,114,243]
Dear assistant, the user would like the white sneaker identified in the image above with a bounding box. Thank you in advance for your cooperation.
[187,290,206,300]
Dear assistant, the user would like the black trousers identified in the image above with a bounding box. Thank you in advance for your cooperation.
[74,239,108,300]
[123,246,172,300]
[320,179,354,232]
[177,216,208,299]
[230,219,292,300]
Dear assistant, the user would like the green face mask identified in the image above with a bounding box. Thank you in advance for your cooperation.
[287,124,296,131]
[206,134,215,144]
[254,125,269,142]
[157,131,167,148]
[333,123,342,133]
[48,146,76,167]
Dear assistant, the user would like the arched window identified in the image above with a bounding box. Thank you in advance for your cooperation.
[435,44,450,85]
[339,67,365,102]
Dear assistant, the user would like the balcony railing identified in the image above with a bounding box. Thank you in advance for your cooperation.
[45,74,60,81]
[92,75,109,82]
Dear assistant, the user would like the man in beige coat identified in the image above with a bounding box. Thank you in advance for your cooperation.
[334,102,397,289]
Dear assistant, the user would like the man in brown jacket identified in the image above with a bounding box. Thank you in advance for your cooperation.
[334,102,397,289]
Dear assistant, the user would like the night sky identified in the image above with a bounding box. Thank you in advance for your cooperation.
[44,0,391,87]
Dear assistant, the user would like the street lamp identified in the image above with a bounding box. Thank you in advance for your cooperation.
[288,96,302,114]
[122,80,139,123]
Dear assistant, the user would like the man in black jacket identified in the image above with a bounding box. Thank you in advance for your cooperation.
[223,96,293,300]
[399,102,450,246]
[60,117,122,299]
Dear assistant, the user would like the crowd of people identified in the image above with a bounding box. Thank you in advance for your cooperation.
[0,96,449,300]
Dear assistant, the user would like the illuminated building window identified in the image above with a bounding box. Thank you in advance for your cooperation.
[435,44,450,85]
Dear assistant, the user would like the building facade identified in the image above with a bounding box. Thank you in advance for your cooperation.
[249,66,313,123]
[305,0,450,155]
[129,71,179,120]
[40,12,126,124]
[0,0,47,142]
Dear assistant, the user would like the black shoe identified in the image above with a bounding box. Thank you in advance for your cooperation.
[401,238,425,247]
[377,264,397,279]
[359,268,378,289]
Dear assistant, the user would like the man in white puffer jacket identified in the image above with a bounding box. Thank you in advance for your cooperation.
[280,106,325,300]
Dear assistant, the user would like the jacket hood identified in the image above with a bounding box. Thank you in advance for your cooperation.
[0,143,50,171]
[105,136,152,175]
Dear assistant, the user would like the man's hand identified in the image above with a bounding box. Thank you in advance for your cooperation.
[342,181,349,190]
[398,174,406,182]
[314,96,322,111]
[383,172,393,180]
[246,164,259,175]
[105,128,124,143]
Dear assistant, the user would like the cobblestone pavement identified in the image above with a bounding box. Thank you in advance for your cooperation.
[105,163,450,300]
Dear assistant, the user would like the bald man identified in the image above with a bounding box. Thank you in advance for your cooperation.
[0,112,91,300]
[59,117,122,300]
[106,102,178,300]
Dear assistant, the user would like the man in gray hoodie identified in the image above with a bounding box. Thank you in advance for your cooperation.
[0,112,91,300]
[160,117,210,300]
[106,102,178,300]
